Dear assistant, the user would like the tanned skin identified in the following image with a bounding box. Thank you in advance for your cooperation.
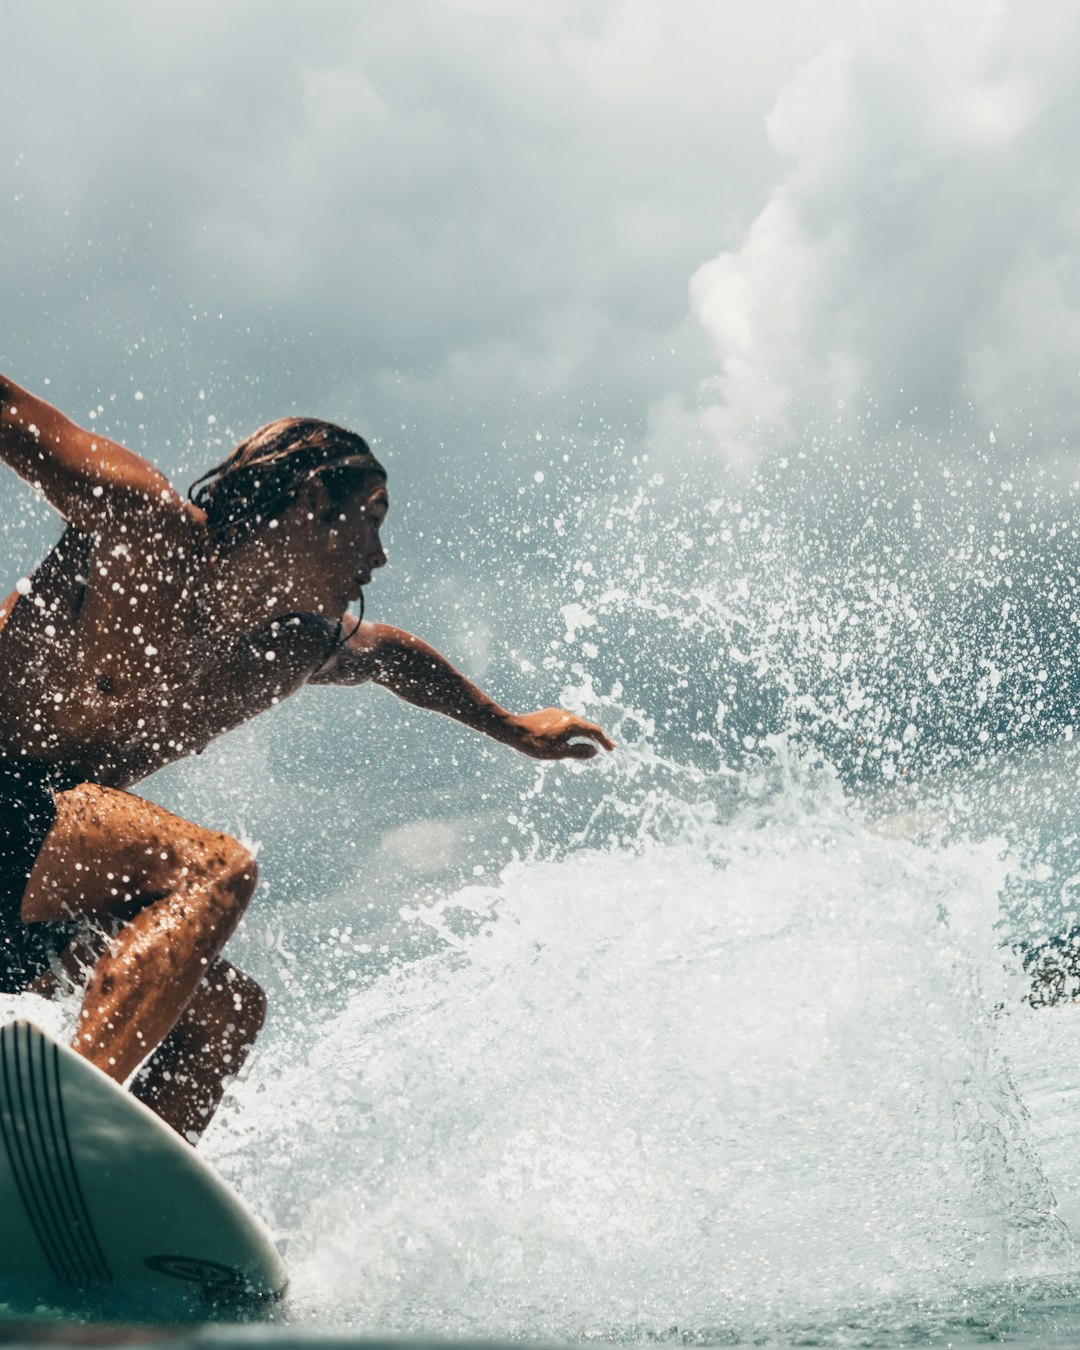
[0,373,614,1142]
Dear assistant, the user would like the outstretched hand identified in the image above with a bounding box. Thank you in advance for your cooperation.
[509,708,616,760]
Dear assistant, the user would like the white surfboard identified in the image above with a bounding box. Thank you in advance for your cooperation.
[0,1019,287,1317]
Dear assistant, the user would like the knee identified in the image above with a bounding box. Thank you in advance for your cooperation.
[180,837,258,935]
[213,839,259,913]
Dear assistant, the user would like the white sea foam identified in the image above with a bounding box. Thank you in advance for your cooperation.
[204,744,1074,1340]
[0,990,69,1040]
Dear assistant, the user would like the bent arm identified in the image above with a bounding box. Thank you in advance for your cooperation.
[0,373,178,529]
[311,621,615,760]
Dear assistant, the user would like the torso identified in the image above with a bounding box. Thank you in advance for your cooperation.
[0,506,339,789]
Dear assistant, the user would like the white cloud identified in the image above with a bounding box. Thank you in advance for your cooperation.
[683,0,1080,468]
[1,0,859,486]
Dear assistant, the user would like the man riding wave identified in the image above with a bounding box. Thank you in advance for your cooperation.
[0,374,613,1142]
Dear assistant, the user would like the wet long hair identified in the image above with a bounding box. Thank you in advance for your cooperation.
[189,417,386,552]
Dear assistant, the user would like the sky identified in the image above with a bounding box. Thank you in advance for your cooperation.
[5,0,1080,494]
[0,0,860,492]
[682,0,1080,468]
[5,0,1080,917]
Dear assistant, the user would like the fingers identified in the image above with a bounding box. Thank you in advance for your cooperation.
[549,721,616,760]
[586,724,617,752]
[567,722,616,752]
[550,730,607,760]
[517,710,616,760]
[527,736,598,761]
[566,741,598,760]
[533,743,595,761]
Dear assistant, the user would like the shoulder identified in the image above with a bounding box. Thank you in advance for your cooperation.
[96,489,206,555]
[308,616,382,684]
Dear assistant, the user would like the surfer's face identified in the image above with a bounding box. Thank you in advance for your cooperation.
[337,482,389,602]
[275,480,388,613]
[312,480,389,603]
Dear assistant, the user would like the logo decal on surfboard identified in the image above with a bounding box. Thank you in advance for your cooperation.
[0,1021,287,1313]
[144,1254,248,1287]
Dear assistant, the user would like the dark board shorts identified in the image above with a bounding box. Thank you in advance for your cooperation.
[0,757,73,993]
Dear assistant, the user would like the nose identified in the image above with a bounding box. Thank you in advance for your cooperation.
[369,541,387,570]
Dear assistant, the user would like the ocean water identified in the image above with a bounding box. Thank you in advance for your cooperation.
[6,449,1080,1346]
[198,744,1080,1347]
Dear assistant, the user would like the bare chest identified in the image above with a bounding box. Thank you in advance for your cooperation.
[0,530,336,783]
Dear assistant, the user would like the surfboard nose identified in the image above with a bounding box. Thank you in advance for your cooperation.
[0,1018,287,1316]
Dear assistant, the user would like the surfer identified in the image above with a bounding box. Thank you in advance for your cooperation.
[0,373,614,1143]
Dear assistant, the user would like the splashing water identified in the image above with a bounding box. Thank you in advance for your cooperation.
[8,444,1080,1342]
[199,741,1074,1341]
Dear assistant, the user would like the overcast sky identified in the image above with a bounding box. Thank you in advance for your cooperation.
[5,0,1079,496]
[5,0,1078,511]
[0,2,836,479]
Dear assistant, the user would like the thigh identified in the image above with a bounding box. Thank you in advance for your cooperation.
[21,782,248,925]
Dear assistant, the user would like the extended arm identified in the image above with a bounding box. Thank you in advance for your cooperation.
[311,621,615,760]
[0,373,178,530]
